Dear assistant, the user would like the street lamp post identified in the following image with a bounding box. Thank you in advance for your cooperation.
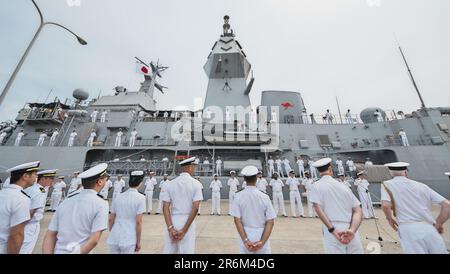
[0,0,87,107]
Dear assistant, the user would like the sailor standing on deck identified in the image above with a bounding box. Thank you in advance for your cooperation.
[227,171,240,215]
[50,176,66,212]
[14,129,25,146]
[346,157,356,176]
[49,128,59,146]
[283,157,292,174]
[43,163,109,254]
[308,158,318,179]
[144,171,157,214]
[381,162,450,254]
[256,171,268,194]
[0,131,7,144]
[210,174,222,215]
[90,109,98,123]
[269,172,287,217]
[87,129,96,147]
[336,157,345,176]
[195,176,203,215]
[156,174,170,214]
[398,128,410,147]
[286,171,305,218]
[215,156,223,176]
[301,171,316,218]
[337,173,352,189]
[354,171,376,219]
[231,165,276,254]
[345,109,353,124]
[267,156,275,178]
[107,170,146,254]
[68,171,82,195]
[310,158,364,254]
[100,110,107,123]
[68,129,77,147]
[129,128,138,147]
[296,156,305,178]
[0,161,39,254]
[364,158,373,167]
[275,156,284,178]
[20,169,57,254]
[112,175,125,202]
[162,157,203,254]
[115,128,123,147]
[37,131,46,147]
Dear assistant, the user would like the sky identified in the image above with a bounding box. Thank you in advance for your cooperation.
[1,0,450,120]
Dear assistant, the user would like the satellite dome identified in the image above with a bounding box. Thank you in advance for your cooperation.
[360,107,386,124]
[72,89,89,101]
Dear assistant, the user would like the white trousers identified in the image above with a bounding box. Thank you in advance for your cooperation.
[239,227,271,254]
[87,137,94,147]
[91,115,97,122]
[20,223,40,254]
[229,191,236,214]
[358,191,376,218]
[50,192,62,210]
[163,215,196,254]
[272,191,287,216]
[109,244,135,254]
[113,191,120,202]
[306,192,316,217]
[276,165,285,177]
[129,137,136,147]
[156,193,164,213]
[323,223,364,254]
[268,165,274,177]
[115,136,121,147]
[310,167,318,179]
[14,137,21,146]
[49,136,56,146]
[338,165,345,175]
[145,190,153,213]
[68,137,75,147]
[298,165,305,177]
[289,190,304,217]
[37,137,45,147]
[211,192,221,214]
[401,136,410,146]
[398,223,447,254]
[216,165,222,176]
[101,115,106,123]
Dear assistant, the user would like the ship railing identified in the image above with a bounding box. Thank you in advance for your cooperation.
[335,134,436,150]
[194,163,216,177]
[103,137,177,147]
[282,114,363,125]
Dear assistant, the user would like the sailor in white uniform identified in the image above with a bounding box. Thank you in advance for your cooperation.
[129,128,138,147]
[286,171,304,218]
[156,174,170,214]
[267,156,275,178]
[68,129,77,147]
[310,158,364,254]
[87,129,96,147]
[162,157,203,254]
[108,170,146,254]
[346,157,356,176]
[275,157,285,178]
[374,109,384,122]
[215,156,223,176]
[99,175,112,200]
[269,173,287,217]
[49,128,59,146]
[345,109,353,124]
[14,130,25,146]
[115,128,123,147]
[0,161,39,254]
[296,156,305,178]
[308,158,318,179]
[381,162,450,254]
[20,169,57,254]
[335,157,345,176]
[283,157,292,175]
[364,158,373,167]
[100,110,107,123]
[354,171,376,219]
[398,128,410,146]
[50,176,66,212]
[231,165,276,254]
[90,109,98,123]
[195,176,203,215]
[68,171,82,195]
[43,163,109,254]
[37,131,46,147]
[144,171,157,214]
[337,173,352,189]
[0,131,7,144]
[227,171,240,215]
[210,174,223,215]
[112,174,125,202]
[301,171,316,218]
[256,171,268,193]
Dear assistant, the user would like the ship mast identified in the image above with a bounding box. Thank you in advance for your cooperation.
[398,46,426,109]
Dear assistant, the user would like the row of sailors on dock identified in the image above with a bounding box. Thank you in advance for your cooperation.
[0,159,449,254]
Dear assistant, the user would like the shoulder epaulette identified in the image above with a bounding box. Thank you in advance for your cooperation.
[236,188,244,193]
[97,194,104,199]
[39,187,46,193]
[21,190,31,199]
[68,192,79,198]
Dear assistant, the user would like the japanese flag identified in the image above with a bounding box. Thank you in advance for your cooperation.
[136,62,149,75]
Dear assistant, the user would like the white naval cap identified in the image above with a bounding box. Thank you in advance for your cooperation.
[58,176,65,179]
[312,158,332,168]
[131,170,144,176]
[230,170,236,174]
[444,172,450,176]
[7,161,40,175]
[79,163,109,183]
[357,170,366,176]
[149,171,155,175]
[37,169,58,177]
[384,162,410,171]
[240,165,259,177]
[163,173,168,176]
[179,156,197,166]
[337,172,345,176]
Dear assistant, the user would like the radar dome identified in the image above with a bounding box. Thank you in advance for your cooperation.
[360,107,386,124]
[73,89,89,101]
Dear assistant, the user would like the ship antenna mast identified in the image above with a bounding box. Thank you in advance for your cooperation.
[398,46,426,109]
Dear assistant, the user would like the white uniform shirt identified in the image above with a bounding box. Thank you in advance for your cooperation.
[53,181,66,193]
[380,176,446,225]
[296,159,304,167]
[227,178,239,192]
[309,175,360,223]
[51,131,59,139]
[210,180,222,193]
[107,189,146,246]
[117,131,123,138]
[39,133,46,140]
[286,177,300,191]
[69,177,82,193]
[268,159,274,167]
[283,159,291,169]
[159,180,169,194]
[308,160,315,167]
[0,184,31,253]
[216,159,222,166]
[336,160,343,167]
[354,178,369,194]
[269,179,284,192]
[48,189,109,254]
[203,160,210,165]
[99,180,112,197]
[242,181,247,189]
[24,183,48,224]
[365,161,373,167]
[90,132,96,139]
[69,132,77,139]
[256,178,268,192]
[162,173,203,215]
[144,177,157,192]
[130,130,138,138]
[113,179,125,193]
[17,132,24,139]
[346,160,354,167]
[231,186,277,228]
[275,159,282,166]
[301,178,314,192]
[194,158,200,165]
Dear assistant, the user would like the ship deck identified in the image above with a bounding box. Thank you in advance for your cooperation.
[32,201,449,254]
